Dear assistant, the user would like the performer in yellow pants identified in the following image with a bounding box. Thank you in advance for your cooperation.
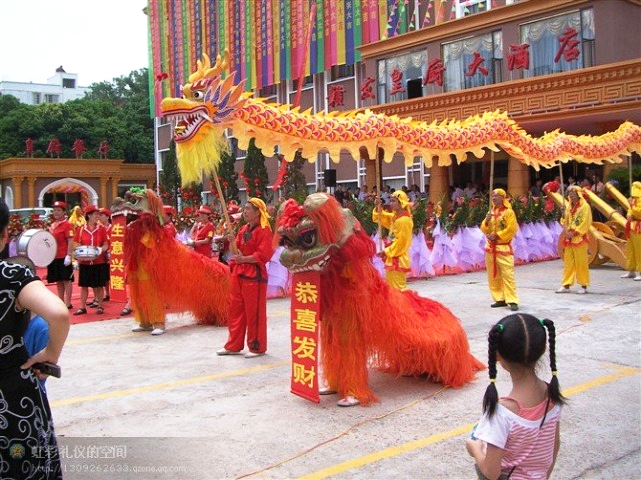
[372,191,413,291]
[480,189,519,311]
[557,186,592,294]
[622,181,641,280]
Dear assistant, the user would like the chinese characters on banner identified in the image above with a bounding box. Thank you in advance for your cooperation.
[290,271,320,403]
[108,215,127,302]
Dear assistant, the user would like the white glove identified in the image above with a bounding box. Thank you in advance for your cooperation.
[64,255,72,266]
[73,260,79,270]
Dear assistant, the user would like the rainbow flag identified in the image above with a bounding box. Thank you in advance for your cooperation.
[273,1,281,84]
[345,0,355,65]
[314,0,324,74]
[265,1,273,86]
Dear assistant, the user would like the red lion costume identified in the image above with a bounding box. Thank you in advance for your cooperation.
[277,194,484,406]
[113,189,230,331]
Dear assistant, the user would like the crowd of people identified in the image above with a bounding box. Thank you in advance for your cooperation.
[1,175,639,477]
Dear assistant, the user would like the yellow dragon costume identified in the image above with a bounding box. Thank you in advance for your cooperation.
[159,51,641,403]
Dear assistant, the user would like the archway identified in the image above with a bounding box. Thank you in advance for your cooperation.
[39,178,98,208]
[3,186,15,209]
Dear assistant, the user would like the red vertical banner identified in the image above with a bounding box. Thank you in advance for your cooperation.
[108,215,127,303]
[290,271,321,403]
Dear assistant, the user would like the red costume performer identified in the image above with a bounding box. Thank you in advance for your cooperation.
[277,193,484,406]
[113,190,230,335]
[47,201,74,308]
[218,198,274,357]
[189,205,215,257]
[162,205,178,238]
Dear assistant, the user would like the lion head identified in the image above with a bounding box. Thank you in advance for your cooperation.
[277,193,358,273]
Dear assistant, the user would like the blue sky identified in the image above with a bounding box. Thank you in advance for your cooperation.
[0,0,149,86]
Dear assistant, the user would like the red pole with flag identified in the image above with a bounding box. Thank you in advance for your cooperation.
[293,2,317,108]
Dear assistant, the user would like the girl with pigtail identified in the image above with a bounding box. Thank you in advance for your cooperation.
[466,314,566,479]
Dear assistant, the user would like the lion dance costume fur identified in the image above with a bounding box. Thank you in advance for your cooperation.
[112,189,230,330]
[277,194,484,405]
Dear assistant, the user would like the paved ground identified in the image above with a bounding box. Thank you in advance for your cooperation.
[46,259,640,479]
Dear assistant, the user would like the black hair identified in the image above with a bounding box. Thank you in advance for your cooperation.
[0,199,9,232]
[482,313,567,418]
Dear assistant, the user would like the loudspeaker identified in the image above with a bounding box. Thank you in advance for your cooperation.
[407,78,423,99]
[324,169,337,187]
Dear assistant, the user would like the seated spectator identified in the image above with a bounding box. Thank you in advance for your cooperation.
[464,182,477,198]
[529,179,543,196]
[451,185,464,202]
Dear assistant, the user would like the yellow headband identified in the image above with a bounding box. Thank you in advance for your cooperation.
[632,181,641,198]
[492,188,511,209]
[391,190,412,213]
[248,197,271,229]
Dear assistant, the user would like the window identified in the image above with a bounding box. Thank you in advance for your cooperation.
[62,78,76,88]
[442,31,503,92]
[259,84,277,98]
[520,8,594,79]
[376,50,427,103]
[330,64,354,81]
[45,94,59,103]
[32,92,41,104]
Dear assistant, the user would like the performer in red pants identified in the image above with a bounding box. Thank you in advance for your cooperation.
[217,198,274,358]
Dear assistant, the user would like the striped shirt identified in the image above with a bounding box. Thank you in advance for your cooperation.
[474,400,561,479]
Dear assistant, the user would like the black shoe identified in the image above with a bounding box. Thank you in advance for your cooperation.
[104,295,110,301]
[491,301,507,308]
[509,303,519,311]
[88,301,99,308]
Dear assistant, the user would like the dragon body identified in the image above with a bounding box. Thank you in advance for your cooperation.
[112,189,230,329]
[277,194,484,405]
[161,52,641,186]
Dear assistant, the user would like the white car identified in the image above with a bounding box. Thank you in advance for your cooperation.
[9,207,53,222]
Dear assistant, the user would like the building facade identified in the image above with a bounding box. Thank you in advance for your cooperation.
[0,158,155,210]
[147,0,641,204]
[0,67,90,105]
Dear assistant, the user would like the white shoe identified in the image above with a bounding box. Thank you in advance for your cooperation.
[577,287,588,294]
[216,348,242,356]
[244,352,265,358]
[634,275,641,281]
[621,272,635,278]
[151,328,166,335]
[132,325,153,332]
[319,387,338,395]
[556,286,570,294]
[337,396,360,407]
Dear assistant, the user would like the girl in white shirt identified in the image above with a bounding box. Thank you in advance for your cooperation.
[466,314,566,479]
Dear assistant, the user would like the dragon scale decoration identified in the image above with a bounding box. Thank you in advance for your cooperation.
[161,51,641,186]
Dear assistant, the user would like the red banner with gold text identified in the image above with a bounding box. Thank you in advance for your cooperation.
[290,271,321,403]
[108,215,127,302]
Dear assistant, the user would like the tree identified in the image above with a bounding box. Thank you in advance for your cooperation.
[211,145,240,204]
[280,150,309,204]
[0,68,153,162]
[241,139,270,201]
[159,147,180,205]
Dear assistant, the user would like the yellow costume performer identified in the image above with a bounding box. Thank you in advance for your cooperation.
[372,190,413,291]
[557,186,592,294]
[480,188,519,311]
[622,181,641,280]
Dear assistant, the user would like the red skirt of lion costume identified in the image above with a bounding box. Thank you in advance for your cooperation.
[124,209,230,328]
[278,194,484,406]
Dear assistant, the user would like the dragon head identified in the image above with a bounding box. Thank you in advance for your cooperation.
[111,188,164,225]
[160,51,250,184]
[277,193,357,273]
